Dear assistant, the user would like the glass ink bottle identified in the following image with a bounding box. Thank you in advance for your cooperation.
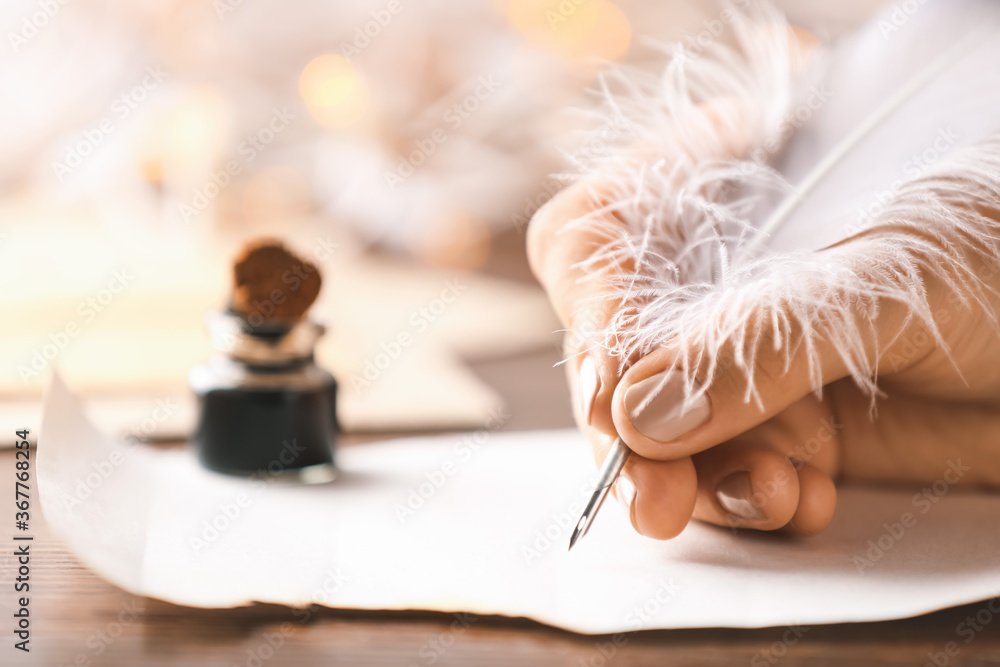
[189,311,338,483]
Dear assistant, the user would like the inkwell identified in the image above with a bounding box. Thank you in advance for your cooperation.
[189,239,338,483]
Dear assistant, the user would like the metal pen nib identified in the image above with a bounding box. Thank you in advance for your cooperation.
[568,436,632,550]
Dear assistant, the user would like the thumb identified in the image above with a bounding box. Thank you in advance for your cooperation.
[608,242,941,461]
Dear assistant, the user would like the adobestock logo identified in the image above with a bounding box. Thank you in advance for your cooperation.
[17,269,135,383]
[382,73,502,191]
[338,0,409,61]
[180,107,296,223]
[8,0,71,53]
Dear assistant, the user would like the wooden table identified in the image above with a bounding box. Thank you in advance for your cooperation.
[6,236,1000,665]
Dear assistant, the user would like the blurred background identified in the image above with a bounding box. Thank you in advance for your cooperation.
[1,0,887,442]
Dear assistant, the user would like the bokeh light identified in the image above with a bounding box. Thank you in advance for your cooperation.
[135,86,230,186]
[506,0,631,61]
[299,54,370,129]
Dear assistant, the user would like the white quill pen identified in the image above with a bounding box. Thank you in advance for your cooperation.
[572,0,1000,404]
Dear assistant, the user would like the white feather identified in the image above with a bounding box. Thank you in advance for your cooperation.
[568,0,1000,405]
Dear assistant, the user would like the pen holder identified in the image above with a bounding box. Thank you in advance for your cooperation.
[189,311,339,483]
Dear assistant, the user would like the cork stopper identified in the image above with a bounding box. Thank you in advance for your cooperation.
[231,239,322,327]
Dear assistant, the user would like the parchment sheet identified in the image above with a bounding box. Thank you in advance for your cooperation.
[38,374,1000,634]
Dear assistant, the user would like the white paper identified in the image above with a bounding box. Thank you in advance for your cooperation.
[39,374,1000,633]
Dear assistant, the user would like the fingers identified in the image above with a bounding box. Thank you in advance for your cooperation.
[692,441,801,531]
[785,464,837,536]
[602,392,839,538]
[527,177,622,329]
[594,394,840,539]
[614,454,698,540]
[530,102,768,445]
[580,412,697,541]
[537,178,631,439]
[566,338,627,446]
[603,430,838,539]
[689,441,837,535]
[608,242,943,462]
[830,378,1000,487]
[690,395,839,535]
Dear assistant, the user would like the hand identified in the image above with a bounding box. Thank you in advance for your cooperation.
[528,166,1000,539]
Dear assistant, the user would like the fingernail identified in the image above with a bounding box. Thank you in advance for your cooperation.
[715,471,763,520]
[577,355,601,425]
[624,371,711,443]
[615,471,637,527]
